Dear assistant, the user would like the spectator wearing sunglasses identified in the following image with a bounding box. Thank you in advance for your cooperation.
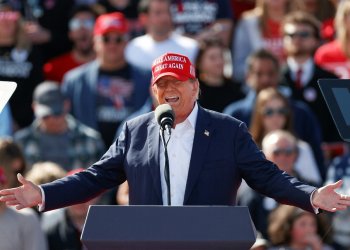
[231,0,305,83]
[250,87,322,186]
[281,11,340,148]
[61,12,150,147]
[223,49,326,181]
[43,5,97,83]
[239,129,321,240]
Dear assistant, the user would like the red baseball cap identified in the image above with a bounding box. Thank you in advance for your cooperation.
[0,167,7,185]
[151,53,196,85]
[94,12,128,36]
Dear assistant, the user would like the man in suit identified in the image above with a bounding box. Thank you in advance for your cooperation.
[0,52,349,213]
[281,11,339,143]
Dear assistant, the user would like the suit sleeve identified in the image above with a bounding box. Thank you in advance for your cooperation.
[41,124,129,211]
[235,122,317,213]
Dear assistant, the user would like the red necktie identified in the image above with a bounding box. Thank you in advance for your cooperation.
[295,68,303,89]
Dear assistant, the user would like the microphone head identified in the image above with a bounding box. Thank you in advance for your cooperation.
[154,104,175,127]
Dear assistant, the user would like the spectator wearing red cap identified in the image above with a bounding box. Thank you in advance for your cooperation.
[62,11,150,147]
[2,53,350,229]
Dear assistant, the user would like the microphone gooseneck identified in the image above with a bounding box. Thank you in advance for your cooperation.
[154,104,175,206]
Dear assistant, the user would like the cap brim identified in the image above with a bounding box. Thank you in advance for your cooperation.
[35,104,64,118]
[95,27,127,36]
[152,72,189,85]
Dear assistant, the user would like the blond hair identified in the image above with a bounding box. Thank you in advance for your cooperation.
[335,0,350,57]
[25,162,66,185]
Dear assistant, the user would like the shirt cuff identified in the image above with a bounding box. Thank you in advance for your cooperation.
[37,185,46,212]
[310,189,320,214]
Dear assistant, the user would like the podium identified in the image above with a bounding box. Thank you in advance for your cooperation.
[81,205,256,250]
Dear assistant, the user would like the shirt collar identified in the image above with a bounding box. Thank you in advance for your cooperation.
[287,57,313,73]
[175,102,198,130]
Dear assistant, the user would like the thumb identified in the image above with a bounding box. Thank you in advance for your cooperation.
[328,180,343,190]
[17,173,29,185]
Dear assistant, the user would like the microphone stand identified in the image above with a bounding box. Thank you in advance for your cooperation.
[160,128,171,206]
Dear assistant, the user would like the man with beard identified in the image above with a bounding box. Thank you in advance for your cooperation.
[280,11,339,143]
[43,5,97,83]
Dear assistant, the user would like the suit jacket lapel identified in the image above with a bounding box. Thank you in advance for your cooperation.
[147,119,162,202]
[184,107,212,204]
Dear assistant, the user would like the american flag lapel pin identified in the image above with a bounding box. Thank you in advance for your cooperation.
[204,130,210,136]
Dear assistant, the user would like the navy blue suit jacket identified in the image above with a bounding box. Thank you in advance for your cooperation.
[42,105,316,212]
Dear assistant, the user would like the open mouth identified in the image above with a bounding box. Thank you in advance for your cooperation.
[165,96,179,104]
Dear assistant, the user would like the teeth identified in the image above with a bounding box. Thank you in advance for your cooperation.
[165,97,179,102]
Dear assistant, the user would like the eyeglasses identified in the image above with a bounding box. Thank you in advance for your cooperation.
[101,35,127,44]
[284,31,314,39]
[262,107,288,117]
[69,18,95,31]
[272,147,296,157]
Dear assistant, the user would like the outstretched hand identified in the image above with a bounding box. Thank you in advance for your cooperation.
[312,180,350,212]
[0,173,42,210]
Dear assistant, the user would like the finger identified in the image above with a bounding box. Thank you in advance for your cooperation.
[6,200,20,206]
[15,204,25,210]
[334,204,347,211]
[340,194,350,200]
[328,180,343,190]
[17,173,29,185]
[0,194,17,202]
[0,188,16,195]
[337,200,350,206]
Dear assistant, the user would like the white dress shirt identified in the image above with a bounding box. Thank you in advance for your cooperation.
[287,57,314,88]
[159,103,198,206]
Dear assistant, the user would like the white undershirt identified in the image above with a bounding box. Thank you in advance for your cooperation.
[159,103,198,205]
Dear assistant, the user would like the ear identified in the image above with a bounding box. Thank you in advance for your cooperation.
[193,79,200,98]
[139,13,148,28]
[151,84,158,99]
[68,30,73,40]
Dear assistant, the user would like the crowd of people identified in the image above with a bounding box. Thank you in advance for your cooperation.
[1,0,350,249]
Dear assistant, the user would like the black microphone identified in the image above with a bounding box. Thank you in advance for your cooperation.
[155,104,175,136]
